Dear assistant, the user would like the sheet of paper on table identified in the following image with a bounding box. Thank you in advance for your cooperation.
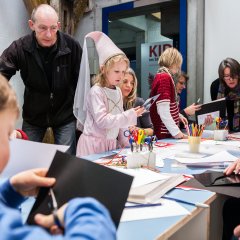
[120,198,190,222]
[175,150,238,164]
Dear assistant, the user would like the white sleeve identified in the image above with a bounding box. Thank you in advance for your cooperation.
[157,101,180,136]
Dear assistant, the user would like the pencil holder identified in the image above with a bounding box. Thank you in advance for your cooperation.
[213,129,228,141]
[188,136,201,153]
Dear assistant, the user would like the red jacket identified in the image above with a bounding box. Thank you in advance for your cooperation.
[150,72,179,139]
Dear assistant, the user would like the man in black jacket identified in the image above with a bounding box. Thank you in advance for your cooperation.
[0,4,82,154]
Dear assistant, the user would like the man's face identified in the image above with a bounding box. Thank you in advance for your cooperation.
[176,75,186,94]
[28,12,60,47]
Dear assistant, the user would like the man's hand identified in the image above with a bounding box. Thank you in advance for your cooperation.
[10,168,55,197]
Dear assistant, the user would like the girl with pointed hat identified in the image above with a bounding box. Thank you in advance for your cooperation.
[74,31,144,157]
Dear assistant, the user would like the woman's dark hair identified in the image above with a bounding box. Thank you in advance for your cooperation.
[180,71,189,81]
[218,58,240,80]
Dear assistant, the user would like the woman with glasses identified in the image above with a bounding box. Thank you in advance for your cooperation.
[211,58,240,240]
[210,58,240,132]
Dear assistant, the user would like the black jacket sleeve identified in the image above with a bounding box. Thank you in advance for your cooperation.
[210,78,220,101]
[134,97,153,129]
[0,41,20,80]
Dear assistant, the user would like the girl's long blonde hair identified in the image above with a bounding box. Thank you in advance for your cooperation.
[120,68,137,110]
[94,54,129,87]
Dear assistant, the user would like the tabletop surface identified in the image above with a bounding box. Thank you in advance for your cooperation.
[21,135,240,239]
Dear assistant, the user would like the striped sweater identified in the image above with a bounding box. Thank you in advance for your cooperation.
[150,72,179,139]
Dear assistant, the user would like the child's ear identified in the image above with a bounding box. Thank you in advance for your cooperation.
[100,65,105,74]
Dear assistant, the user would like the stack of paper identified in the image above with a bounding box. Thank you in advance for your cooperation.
[128,174,185,204]
[174,150,237,167]
[112,168,185,204]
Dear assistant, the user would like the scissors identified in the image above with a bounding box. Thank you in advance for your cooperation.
[124,130,131,138]
[49,188,64,231]
[137,129,144,145]
[142,94,160,111]
[131,129,138,143]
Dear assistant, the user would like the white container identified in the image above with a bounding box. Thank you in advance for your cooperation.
[126,151,156,169]
[213,130,228,141]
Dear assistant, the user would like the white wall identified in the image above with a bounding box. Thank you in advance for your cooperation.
[204,0,240,102]
[0,0,30,128]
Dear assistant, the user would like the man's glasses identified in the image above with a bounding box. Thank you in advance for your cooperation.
[36,25,58,33]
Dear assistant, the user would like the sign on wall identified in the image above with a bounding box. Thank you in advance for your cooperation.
[141,41,173,99]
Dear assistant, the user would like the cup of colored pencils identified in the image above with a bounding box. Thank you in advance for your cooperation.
[213,118,228,141]
[185,124,204,153]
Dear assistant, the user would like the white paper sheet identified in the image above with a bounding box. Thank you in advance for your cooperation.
[202,139,240,147]
[120,199,190,222]
[110,167,170,188]
[175,152,207,159]
[153,146,176,159]
[197,110,219,125]
[175,150,238,164]
[1,139,69,177]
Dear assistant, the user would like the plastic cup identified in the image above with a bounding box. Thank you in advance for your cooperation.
[213,130,228,141]
[188,136,201,153]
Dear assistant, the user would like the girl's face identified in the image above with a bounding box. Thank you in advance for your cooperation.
[0,109,17,172]
[120,73,134,98]
[223,67,239,89]
[105,60,128,88]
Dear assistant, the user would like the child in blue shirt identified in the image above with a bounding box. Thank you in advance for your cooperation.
[0,74,116,239]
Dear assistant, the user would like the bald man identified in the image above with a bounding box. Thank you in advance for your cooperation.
[0,4,82,154]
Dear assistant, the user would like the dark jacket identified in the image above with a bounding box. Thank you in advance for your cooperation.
[0,31,82,128]
[134,97,153,129]
[210,78,235,131]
